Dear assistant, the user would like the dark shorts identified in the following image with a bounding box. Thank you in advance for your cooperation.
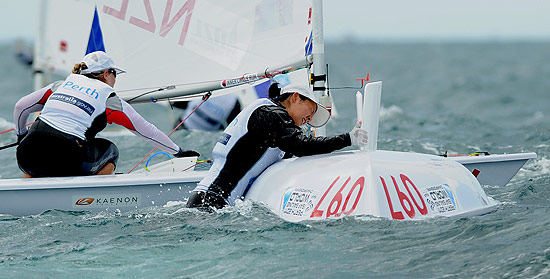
[16,119,119,177]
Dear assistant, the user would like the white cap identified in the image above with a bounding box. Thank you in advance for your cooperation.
[281,84,330,128]
[80,51,126,75]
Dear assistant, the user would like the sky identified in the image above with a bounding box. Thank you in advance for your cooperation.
[323,0,550,41]
[1,0,550,42]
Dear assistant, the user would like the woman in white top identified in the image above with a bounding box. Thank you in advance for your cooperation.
[14,51,198,178]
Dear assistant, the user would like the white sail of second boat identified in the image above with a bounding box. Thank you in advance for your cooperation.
[35,0,313,102]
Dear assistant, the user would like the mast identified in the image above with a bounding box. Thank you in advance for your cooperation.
[33,0,48,90]
[311,0,330,136]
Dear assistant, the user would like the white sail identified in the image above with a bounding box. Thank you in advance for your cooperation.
[35,0,313,101]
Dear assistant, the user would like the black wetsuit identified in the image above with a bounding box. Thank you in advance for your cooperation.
[187,99,351,209]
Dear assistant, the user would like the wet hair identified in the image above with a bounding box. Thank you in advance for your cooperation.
[72,62,87,74]
[268,82,308,102]
[72,62,104,80]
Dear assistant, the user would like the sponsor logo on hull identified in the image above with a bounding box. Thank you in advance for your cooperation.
[421,184,457,213]
[73,194,141,209]
[75,198,95,205]
[281,187,318,217]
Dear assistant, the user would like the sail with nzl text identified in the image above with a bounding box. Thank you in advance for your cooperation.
[35,0,313,102]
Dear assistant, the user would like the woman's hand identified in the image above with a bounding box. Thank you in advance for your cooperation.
[174,148,200,158]
[349,121,368,147]
[17,131,28,144]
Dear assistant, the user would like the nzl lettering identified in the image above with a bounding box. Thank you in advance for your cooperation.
[103,0,196,46]
[380,174,428,220]
[310,176,365,218]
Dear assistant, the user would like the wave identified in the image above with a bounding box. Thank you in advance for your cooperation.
[379,105,403,120]
[516,155,550,179]
[0,117,13,130]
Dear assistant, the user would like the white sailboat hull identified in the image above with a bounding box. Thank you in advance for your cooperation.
[0,171,203,216]
[450,153,537,187]
[245,150,499,222]
[0,152,534,218]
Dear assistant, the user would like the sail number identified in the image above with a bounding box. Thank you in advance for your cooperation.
[103,0,195,46]
[310,176,365,218]
[380,174,428,219]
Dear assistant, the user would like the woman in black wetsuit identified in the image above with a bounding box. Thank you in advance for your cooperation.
[186,82,368,209]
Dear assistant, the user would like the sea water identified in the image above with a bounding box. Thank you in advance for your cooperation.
[0,41,549,278]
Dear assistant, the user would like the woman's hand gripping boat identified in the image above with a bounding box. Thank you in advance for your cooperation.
[0,82,536,220]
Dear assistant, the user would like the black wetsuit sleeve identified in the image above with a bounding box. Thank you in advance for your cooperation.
[248,105,351,157]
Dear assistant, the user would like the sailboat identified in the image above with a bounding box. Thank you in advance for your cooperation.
[0,0,536,221]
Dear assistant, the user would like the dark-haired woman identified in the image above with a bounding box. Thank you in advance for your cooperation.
[14,51,198,178]
[186,83,368,209]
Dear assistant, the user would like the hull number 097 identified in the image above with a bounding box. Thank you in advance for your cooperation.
[381,174,428,219]
[310,176,364,218]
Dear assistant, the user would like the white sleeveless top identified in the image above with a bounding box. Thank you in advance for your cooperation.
[195,98,285,205]
[39,74,114,140]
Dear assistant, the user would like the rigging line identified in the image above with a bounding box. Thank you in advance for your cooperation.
[0,142,18,151]
[116,79,224,94]
[125,85,176,103]
[0,121,35,135]
[323,64,367,91]
[127,92,213,174]
[328,85,366,90]
[181,159,213,172]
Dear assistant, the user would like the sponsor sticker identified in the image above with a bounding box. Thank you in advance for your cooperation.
[75,198,95,205]
[421,184,457,213]
[72,194,141,209]
[217,132,231,145]
[281,187,317,217]
[50,93,95,115]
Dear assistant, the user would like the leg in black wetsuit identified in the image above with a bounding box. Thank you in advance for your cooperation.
[186,191,228,211]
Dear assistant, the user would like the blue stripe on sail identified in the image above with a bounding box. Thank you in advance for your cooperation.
[272,74,291,88]
[304,30,313,56]
[254,80,271,99]
[86,6,106,54]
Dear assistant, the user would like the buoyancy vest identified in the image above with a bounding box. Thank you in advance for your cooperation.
[39,74,114,140]
[195,98,285,205]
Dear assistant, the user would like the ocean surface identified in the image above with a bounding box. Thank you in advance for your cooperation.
[0,41,549,278]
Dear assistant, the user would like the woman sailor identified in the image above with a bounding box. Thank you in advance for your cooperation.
[14,51,199,178]
[186,82,369,209]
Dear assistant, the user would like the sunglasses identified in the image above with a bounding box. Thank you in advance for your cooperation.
[108,69,117,77]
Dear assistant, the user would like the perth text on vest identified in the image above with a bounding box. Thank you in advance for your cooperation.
[63,81,100,99]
